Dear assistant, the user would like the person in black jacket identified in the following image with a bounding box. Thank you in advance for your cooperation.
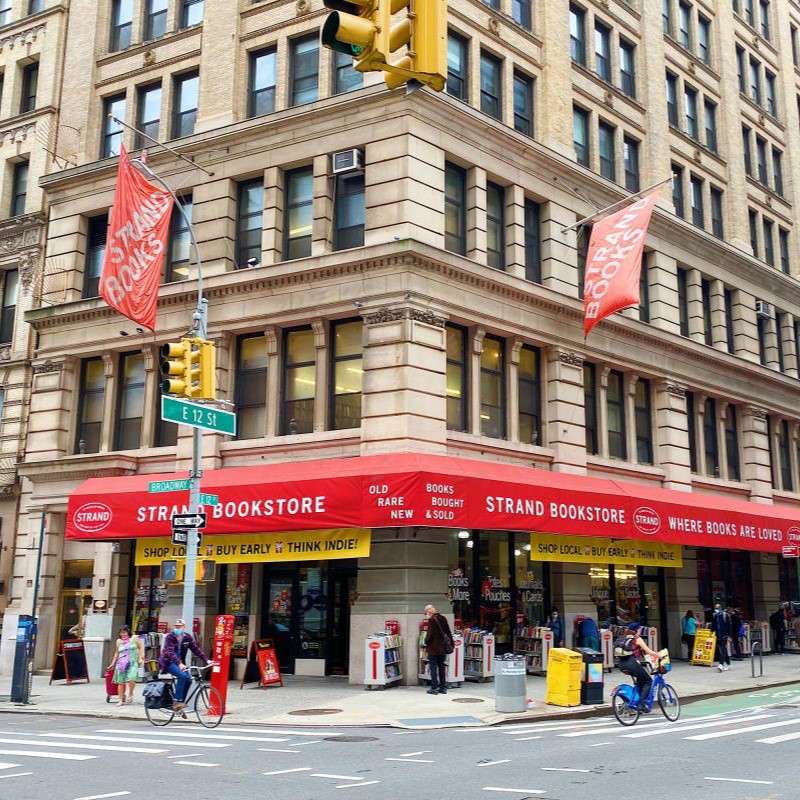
[728,607,743,661]
[423,605,453,695]
[770,605,786,654]
[711,604,732,671]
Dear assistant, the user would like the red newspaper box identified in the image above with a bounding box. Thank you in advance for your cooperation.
[209,614,235,715]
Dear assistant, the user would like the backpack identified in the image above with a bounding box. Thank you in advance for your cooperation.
[142,680,173,709]
[613,635,634,658]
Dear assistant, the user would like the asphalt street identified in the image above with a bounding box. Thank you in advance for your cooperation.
[1,685,799,800]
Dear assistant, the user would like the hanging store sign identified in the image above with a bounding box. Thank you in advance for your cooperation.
[529,533,683,568]
[134,528,371,566]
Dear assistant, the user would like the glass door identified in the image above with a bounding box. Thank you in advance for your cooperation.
[327,565,357,675]
[57,590,92,646]
[262,568,295,673]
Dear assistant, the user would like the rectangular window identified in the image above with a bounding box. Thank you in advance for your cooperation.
[639,252,650,323]
[701,278,713,345]
[20,62,38,113]
[724,287,735,354]
[666,71,678,126]
[744,0,755,26]
[84,215,108,298]
[524,199,541,283]
[110,0,133,52]
[672,164,684,218]
[172,72,198,138]
[570,4,586,65]
[290,35,319,106]
[763,218,774,266]
[598,121,615,181]
[749,57,761,105]
[10,161,28,217]
[237,179,264,268]
[573,105,589,166]
[684,85,698,138]
[704,100,717,152]
[623,137,639,193]
[512,0,531,29]
[164,197,192,282]
[332,49,362,95]
[710,186,724,239]
[136,83,161,149]
[756,136,768,184]
[446,32,468,100]
[779,228,790,275]
[102,94,125,157]
[686,391,698,472]
[690,175,703,228]
[749,209,758,256]
[76,358,104,454]
[635,378,653,465]
[793,25,799,68]
[678,1,691,49]
[282,327,315,435]
[145,0,168,40]
[518,345,541,445]
[773,148,783,195]
[619,39,636,98]
[736,46,746,93]
[513,71,533,137]
[760,0,770,40]
[284,167,313,260]
[115,352,145,451]
[776,311,785,372]
[446,324,467,431]
[698,15,711,63]
[0,0,10,25]
[480,336,505,439]
[779,419,793,491]
[677,267,689,336]
[249,48,276,117]
[703,397,719,477]
[584,362,598,455]
[607,369,626,460]
[595,21,611,81]
[333,172,365,251]
[236,334,267,440]
[0,269,18,344]
[725,404,741,481]
[480,50,502,120]
[444,163,466,255]
[181,0,203,28]
[486,183,505,269]
[662,0,671,35]
[742,126,752,175]
[330,319,362,430]
[757,315,768,365]
[577,226,588,300]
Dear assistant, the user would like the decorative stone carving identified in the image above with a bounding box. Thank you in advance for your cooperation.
[0,224,40,256]
[143,50,155,67]
[0,23,46,53]
[365,309,405,325]
[296,0,310,13]
[558,351,583,367]
[749,407,767,420]
[666,383,686,397]
[17,249,40,292]
[33,360,63,375]
[488,17,500,35]
[409,309,446,328]
[0,123,36,146]
[0,346,10,362]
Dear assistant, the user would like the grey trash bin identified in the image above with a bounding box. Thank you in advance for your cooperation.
[494,656,527,712]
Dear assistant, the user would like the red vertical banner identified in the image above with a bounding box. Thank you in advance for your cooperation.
[583,189,660,337]
[100,145,174,332]
[209,614,235,716]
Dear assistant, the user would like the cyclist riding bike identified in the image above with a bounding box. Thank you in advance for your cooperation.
[157,618,214,712]
[616,621,661,713]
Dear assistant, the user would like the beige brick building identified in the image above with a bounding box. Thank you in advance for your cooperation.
[1,0,800,682]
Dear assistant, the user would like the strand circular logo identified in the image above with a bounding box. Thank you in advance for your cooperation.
[73,502,113,534]
[633,506,661,534]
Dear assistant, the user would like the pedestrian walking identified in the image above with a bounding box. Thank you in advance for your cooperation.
[711,604,732,671]
[680,609,699,661]
[106,624,144,706]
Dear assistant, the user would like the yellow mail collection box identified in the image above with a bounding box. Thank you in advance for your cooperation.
[545,648,582,707]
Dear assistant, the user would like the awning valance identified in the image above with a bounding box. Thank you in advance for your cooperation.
[64,452,800,553]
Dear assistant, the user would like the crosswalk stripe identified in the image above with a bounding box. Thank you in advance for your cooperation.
[685,718,800,741]
[0,763,20,770]
[620,714,776,739]
[0,772,33,780]
[40,733,229,748]
[0,736,164,754]
[97,728,286,742]
[756,730,800,744]
[0,750,94,761]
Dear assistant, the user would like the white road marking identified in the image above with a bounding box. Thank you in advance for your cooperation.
[263,767,312,775]
[0,772,33,780]
[0,763,20,770]
[258,748,301,753]
[705,777,772,785]
[477,760,511,767]
[73,793,131,800]
[335,781,380,789]
[685,718,800,740]
[541,767,590,773]
[167,753,202,758]
[483,788,546,795]
[311,773,364,780]
[621,713,776,739]
[41,733,229,748]
[97,729,286,742]
[190,726,338,737]
[512,736,541,741]
[0,737,164,754]
[287,739,322,746]
[757,730,800,744]
[396,751,431,757]
[385,758,434,763]
[0,750,94,761]
[174,761,218,767]
[590,742,612,747]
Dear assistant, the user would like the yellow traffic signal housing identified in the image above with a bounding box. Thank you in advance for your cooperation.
[160,339,192,396]
[184,338,201,398]
[198,340,216,400]
[321,0,390,72]
[383,0,447,92]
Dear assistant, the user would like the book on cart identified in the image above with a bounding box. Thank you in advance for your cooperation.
[513,625,553,675]
[364,633,403,689]
[462,629,495,682]
[417,628,465,688]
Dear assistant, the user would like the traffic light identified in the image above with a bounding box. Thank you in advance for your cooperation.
[160,339,193,397]
[198,339,216,400]
[321,0,389,72]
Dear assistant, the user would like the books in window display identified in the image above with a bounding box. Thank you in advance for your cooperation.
[463,629,492,681]
[514,625,549,674]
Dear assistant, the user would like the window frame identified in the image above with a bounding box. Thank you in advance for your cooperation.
[114,351,145,451]
[480,334,506,439]
[172,71,199,139]
[283,166,313,261]
[281,325,316,435]
[330,318,363,431]
[479,50,502,120]
[446,323,468,432]
[236,179,264,268]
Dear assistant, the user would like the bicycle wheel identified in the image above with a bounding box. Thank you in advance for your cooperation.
[194,685,223,728]
[612,692,640,726]
[145,703,175,727]
[657,682,681,721]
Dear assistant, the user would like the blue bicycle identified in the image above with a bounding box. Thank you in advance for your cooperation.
[611,652,680,726]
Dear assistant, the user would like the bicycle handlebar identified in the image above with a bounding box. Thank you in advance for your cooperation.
[187,663,216,678]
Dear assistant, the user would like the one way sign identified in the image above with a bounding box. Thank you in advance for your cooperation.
[172,528,202,547]
[171,512,207,529]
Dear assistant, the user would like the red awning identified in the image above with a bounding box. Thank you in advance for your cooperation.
[64,452,800,553]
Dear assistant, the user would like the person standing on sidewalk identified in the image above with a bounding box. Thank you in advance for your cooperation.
[107,625,144,706]
[423,605,453,695]
[548,607,565,647]
[770,605,787,654]
[681,610,699,661]
[728,607,744,661]
[711,604,732,671]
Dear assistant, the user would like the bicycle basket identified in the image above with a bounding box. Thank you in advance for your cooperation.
[143,680,173,709]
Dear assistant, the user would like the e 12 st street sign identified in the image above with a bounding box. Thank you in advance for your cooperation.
[172,529,202,547]
[161,395,236,436]
[172,513,207,529]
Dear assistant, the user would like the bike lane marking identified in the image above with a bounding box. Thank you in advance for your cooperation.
[685,718,800,740]
[705,777,772,785]
[621,713,775,738]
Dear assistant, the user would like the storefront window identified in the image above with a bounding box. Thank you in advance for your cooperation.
[696,547,753,620]
[132,565,168,633]
[513,532,544,626]
[299,566,327,659]
[590,566,612,624]
[590,565,641,626]
[447,530,475,629]
[779,557,800,602]
[223,564,251,657]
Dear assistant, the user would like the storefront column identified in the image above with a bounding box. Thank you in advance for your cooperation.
[544,348,587,473]
[548,561,592,646]
[741,405,773,502]
[349,527,449,685]
[655,380,692,490]
[664,549,699,658]
[751,551,780,620]
[360,307,448,455]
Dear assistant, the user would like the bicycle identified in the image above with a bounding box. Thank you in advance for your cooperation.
[144,664,223,729]
[611,651,680,726]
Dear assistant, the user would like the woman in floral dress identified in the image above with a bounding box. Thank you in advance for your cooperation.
[107,625,144,706]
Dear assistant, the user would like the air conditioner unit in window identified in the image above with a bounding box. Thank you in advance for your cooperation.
[331,149,364,175]
[755,300,774,319]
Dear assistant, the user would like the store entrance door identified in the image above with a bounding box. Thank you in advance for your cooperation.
[640,570,667,648]
[262,568,296,674]
[56,590,92,649]
[327,565,356,676]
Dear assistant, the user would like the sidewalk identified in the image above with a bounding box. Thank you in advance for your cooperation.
[0,654,797,729]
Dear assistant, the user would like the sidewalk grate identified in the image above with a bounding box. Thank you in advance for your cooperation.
[288,708,343,715]
[452,697,484,703]
[324,736,379,742]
